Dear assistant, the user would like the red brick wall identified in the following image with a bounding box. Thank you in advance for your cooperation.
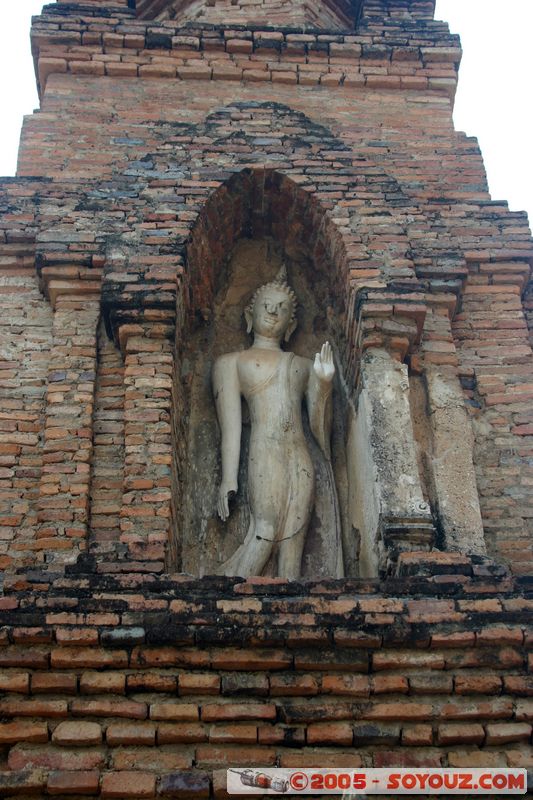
[0,2,531,792]
[0,571,531,797]
[0,240,52,573]
[1,0,531,575]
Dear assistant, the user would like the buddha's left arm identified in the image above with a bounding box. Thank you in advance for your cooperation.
[306,341,334,460]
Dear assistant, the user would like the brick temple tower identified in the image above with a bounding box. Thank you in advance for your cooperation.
[0,0,532,795]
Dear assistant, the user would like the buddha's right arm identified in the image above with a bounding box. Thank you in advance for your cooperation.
[213,354,242,490]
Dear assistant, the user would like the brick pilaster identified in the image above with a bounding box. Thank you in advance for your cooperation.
[118,324,174,571]
[37,287,100,564]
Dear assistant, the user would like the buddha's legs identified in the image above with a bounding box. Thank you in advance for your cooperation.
[220,429,313,577]
[220,517,274,577]
[277,462,313,578]
[278,527,306,579]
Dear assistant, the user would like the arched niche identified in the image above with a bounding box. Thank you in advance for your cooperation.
[175,168,358,578]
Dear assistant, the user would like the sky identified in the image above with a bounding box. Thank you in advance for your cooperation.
[0,0,531,228]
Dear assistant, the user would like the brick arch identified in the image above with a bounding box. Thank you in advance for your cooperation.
[179,102,426,379]
[99,99,421,350]
[97,98,431,382]
[136,0,362,30]
[184,168,350,326]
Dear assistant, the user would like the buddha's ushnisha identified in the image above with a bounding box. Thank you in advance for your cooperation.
[213,266,334,578]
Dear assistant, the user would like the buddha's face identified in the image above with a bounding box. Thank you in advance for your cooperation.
[252,287,294,340]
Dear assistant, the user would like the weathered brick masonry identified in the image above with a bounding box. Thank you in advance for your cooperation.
[0,0,532,795]
[0,569,532,797]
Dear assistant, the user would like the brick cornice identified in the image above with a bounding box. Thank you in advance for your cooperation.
[347,288,427,363]
[117,321,174,354]
[39,268,102,309]
[32,12,461,98]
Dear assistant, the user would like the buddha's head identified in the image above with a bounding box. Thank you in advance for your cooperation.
[245,266,298,342]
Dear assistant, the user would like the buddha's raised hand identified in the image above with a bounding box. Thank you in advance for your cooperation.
[313,341,335,383]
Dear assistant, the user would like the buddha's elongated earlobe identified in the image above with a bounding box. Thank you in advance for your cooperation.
[244,306,253,334]
[284,318,297,342]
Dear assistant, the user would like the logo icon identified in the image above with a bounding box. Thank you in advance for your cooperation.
[290,772,309,791]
